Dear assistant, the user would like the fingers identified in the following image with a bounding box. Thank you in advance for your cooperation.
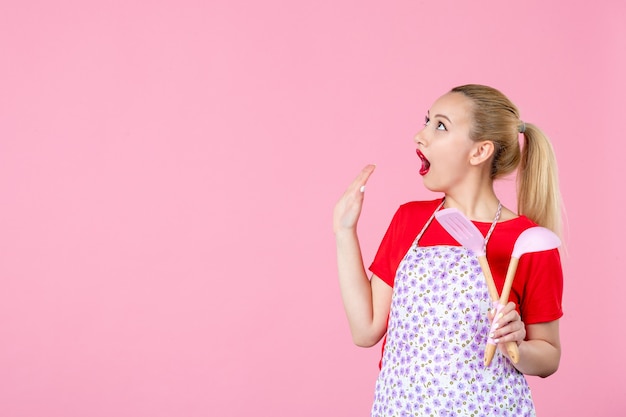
[488,302,526,344]
[351,164,376,194]
[333,164,376,233]
[488,301,514,321]
[342,164,376,201]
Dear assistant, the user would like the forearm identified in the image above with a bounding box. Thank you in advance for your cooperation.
[335,229,385,347]
[511,338,561,377]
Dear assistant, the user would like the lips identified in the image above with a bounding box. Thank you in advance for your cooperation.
[416,149,430,176]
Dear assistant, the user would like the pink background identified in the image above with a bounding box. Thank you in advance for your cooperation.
[1,1,624,415]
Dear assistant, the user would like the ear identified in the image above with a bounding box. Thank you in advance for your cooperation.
[469,140,495,166]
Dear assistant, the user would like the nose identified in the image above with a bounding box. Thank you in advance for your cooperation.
[414,127,426,147]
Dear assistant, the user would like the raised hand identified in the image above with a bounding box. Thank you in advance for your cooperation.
[333,164,376,234]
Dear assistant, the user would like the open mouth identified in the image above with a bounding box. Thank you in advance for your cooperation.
[416,149,430,175]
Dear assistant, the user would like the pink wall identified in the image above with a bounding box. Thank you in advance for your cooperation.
[1,1,624,415]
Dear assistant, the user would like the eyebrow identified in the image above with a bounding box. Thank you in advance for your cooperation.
[434,114,452,123]
[427,111,452,124]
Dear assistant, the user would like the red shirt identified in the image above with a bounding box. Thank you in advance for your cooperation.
[369,199,563,324]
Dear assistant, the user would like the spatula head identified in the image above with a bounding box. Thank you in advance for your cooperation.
[512,227,561,258]
[434,208,486,256]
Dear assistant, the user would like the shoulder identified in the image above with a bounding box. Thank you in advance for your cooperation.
[384,198,444,240]
[492,215,562,269]
[493,215,537,239]
[396,198,444,218]
[502,214,537,228]
[486,215,539,260]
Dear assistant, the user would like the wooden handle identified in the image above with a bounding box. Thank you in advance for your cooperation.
[506,342,519,363]
[483,257,522,366]
[499,257,519,305]
[477,256,499,302]
[499,257,520,364]
[485,341,519,365]
[484,343,497,366]
[478,254,500,367]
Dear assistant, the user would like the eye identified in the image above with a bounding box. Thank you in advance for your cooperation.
[424,115,430,126]
[436,121,447,131]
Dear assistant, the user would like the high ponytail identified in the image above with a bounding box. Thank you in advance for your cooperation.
[517,123,562,237]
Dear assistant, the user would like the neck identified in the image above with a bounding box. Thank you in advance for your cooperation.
[443,183,500,222]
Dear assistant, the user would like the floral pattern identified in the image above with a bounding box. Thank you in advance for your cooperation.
[371,245,535,417]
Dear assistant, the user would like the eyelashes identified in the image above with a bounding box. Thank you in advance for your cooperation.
[424,115,447,131]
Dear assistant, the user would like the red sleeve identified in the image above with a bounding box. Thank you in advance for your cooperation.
[516,248,564,324]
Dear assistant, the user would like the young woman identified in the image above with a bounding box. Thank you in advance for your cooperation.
[334,85,563,416]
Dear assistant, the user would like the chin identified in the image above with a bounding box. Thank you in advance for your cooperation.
[421,177,443,193]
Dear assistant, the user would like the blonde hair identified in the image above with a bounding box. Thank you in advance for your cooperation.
[450,84,563,237]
